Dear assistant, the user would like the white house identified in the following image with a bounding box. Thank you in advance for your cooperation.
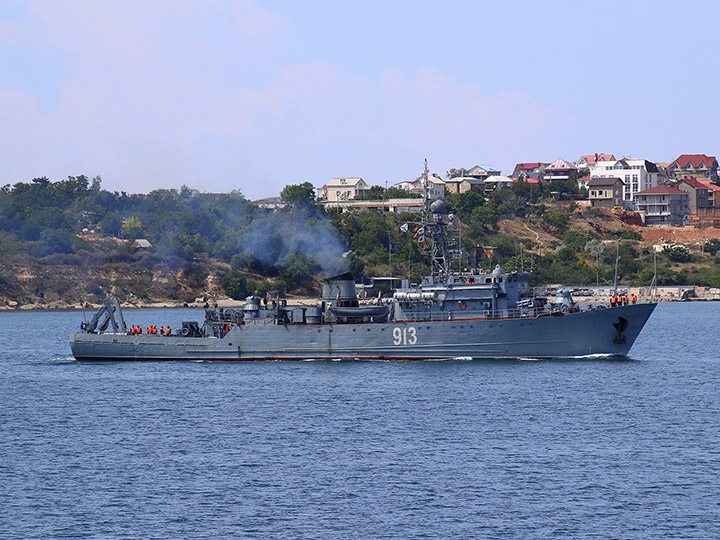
[325,177,369,201]
[483,175,515,192]
[407,174,446,199]
[589,157,667,203]
[576,153,615,168]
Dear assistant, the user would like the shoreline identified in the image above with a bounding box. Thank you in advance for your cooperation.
[3,294,719,312]
[0,297,322,312]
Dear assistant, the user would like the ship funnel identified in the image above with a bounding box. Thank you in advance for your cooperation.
[322,272,357,301]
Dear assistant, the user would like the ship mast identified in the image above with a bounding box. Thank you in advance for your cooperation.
[420,160,452,278]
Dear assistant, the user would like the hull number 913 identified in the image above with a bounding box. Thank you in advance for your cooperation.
[393,326,417,346]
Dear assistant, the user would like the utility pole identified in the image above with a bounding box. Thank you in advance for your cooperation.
[385,180,391,272]
[650,249,657,300]
[613,237,620,292]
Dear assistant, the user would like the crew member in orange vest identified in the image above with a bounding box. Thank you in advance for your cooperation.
[610,293,617,307]
[631,292,637,305]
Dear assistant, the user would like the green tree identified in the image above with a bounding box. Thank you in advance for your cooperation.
[354,185,385,200]
[447,191,484,221]
[664,245,691,263]
[281,182,315,208]
[121,216,143,239]
[222,270,249,300]
[99,211,123,236]
[562,230,592,252]
[542,208,570,231]
[446,168,467,179]
[471,204,499,228]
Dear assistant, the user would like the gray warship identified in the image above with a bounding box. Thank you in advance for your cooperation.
[70,167,656,361]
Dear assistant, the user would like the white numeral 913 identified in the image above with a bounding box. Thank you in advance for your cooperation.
[393,326,417,346]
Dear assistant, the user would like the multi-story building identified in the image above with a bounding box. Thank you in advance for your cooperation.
[511,162,545,180]
[589,157,667,203]
[587,177,624,208]
[466,165,501,179]
[699,180,720,207]
[576,153,615,168]
[667,154,719,183]
[544,158,577,183]
[406,174,445,199]
[324,177,368,201]
[444,177,485,195]
[676,178,710,213]
[634,185,689,227]
[682,179,720,226]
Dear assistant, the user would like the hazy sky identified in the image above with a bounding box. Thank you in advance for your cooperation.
[1,1,717,199]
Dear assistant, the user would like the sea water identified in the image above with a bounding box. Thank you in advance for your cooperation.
[0,303,718,539]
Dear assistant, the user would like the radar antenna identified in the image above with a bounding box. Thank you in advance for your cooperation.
[418,160,458,279]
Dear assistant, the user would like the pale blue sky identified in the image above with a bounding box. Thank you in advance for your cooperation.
[1,0,717,199]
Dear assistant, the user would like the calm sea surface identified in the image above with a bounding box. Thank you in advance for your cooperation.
[1,303,719,539]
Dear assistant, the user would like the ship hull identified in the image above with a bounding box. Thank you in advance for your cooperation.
[70,303,655,361]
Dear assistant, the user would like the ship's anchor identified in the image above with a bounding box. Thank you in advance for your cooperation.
[613,316,628,344]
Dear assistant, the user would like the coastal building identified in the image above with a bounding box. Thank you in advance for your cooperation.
[131,239,152,249]
[589,157,666,203]
[543,158,578,183]
[406,174,445,199]
[577,174,591,191]
[676,178,710,213]
[634,185,689,227]
[699,180,720,207]
[667,154,719,184]
[325,177,369,201]
[483,175,515,192]
[587,177,624,208]
[576,153,615,168]
[320,198,424,214]
[444,176,486,195]
[466,165,502,180]
[511,162,545,181]
[684,180,720,226]
[254,196,288,210]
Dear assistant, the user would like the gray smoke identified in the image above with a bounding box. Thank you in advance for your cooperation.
[238,209,349,276]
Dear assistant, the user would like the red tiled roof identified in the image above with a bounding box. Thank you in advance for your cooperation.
[697,181,720,191]
[514,177,539,184]
[577,153,614,165]
[670,154,718,168]
[635,185,686,196]
[678,178,709,189]
[546,157,577,171]
[517,162,542,170]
